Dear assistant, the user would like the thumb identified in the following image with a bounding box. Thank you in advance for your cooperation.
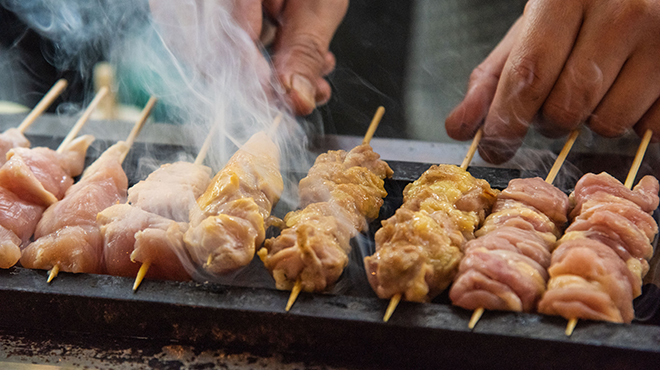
[272,0,348,115]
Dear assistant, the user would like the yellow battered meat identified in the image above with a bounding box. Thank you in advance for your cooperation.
[184,131,283,275]
[258,144,393,292]
[365,165,498,302]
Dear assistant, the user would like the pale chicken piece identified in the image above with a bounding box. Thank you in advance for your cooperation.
[128,161,212,222]
[0,186,45,243]
[20,142,129,274]
[0,135,95,206]
[365,165,497,302]
[572,199,658,241]
[570,173,660,214]
[450,246,549,312]
[185,131,283,275]
[0,225,22,268]
[98,161,211,279]
[98,204,190,280]
[499,177,570,227]
[479,201,561,238]
[0,128,30,165]
[260,144,392,293]
[538,238,637,323]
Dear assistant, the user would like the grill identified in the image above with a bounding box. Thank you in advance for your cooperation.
[0,131,659,369]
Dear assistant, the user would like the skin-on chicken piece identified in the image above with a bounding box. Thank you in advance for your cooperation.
[260,144,393,293]
[538,174,659,324]
[449,177,569,312]
[0,135,95,206]
[538,238,637,323]
[0,128,30,165]
[0,187,45,268]
[365,164,497,302]
[20,142,129,274]
[185,131,283,275]
[98,204,190,280]
[98,161,211,279]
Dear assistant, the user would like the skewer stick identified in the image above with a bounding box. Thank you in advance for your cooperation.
[383,293,401,322]
[467,130,580,329]
[286,225,310,311]
[545,130,579,184]
[17,79,68,133]
[120,96,157,164]
[565,129,653,336]
[47,264,59,283]
[625,129,653,189]
[57,87,109,153]
[363,106,385,145]
[460,128,483,170]
[286,279,303,312]
[133,260,152,291]
[468,307,484,329]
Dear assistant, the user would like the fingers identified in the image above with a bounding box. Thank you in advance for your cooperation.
[478,0,583,164]
[231,0,265,41]
[271,0,349,115]
[636,98,660,143]
[445,17,523,141]
[589,50,660,138]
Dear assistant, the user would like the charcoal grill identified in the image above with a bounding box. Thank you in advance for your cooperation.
[0,127,659,369]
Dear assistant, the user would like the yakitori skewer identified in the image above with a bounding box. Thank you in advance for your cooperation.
[131,118,222,291]
[382,127,485,322]
[564,129,655,336]
[0,86,103,269]
[467,129,579,329]
[21,97,156,282]
[282,106,388,312]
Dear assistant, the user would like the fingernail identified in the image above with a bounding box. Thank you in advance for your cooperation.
[291,74,315,109]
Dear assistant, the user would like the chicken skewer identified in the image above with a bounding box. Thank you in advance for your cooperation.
[286,107,385,311]
[124,115,286,291]
[540,129,657,336]
[371,127,498,322]
[258,106,393,312]
[460,130,579,329]
[20,97,156,282]
[183,115,285,280]
[0,79,68,165]
[0,88,107,269]
[99,122,220,291]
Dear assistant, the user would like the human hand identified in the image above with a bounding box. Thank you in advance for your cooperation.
[233,0,348,116]
[445,0,660,164]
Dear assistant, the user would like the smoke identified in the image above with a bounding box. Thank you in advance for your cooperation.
[3,0,317,285]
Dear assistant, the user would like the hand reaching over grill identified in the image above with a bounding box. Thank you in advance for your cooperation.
[445,0,660,164]
[149,0,348,116]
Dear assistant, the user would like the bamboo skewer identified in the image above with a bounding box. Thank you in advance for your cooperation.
[56,87,109,153]
[286,107,385,312]
[565,128,654,337]
[363,106,385,145]
[17,79,68,133]
[48,96,156,284]
[468,129,579,330]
